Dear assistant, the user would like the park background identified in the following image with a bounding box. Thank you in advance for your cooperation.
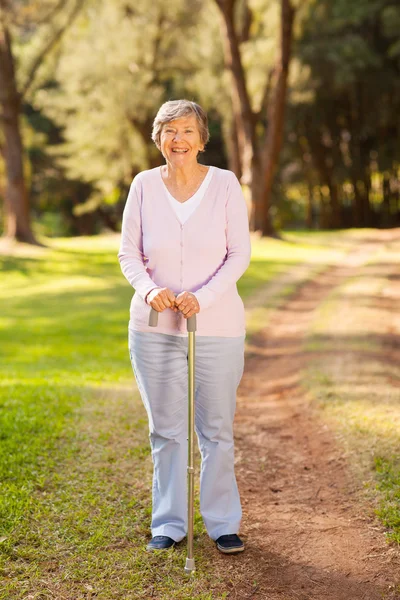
[1,1,400,599]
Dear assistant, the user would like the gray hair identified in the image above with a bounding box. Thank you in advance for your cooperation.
[152,100,210,151]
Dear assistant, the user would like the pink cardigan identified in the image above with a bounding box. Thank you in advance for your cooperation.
[118,166,251,337]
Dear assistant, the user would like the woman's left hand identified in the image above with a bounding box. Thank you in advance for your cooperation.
[175,291,200,319]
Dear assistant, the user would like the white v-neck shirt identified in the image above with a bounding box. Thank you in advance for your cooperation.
[162,166,214,225]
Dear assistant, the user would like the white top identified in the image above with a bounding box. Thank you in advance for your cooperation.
[163,166,214,224]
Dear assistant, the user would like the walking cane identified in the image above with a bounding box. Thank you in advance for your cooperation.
[148,307,197,575]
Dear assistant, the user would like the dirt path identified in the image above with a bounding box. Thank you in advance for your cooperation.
[216,231,400,600]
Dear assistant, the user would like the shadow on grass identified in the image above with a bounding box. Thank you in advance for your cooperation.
[248,331,400,373]
[281,229,390,250]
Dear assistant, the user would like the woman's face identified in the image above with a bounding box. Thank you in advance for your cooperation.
[160,114,204,167]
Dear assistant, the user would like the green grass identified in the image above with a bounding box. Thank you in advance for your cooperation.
[375,457,400,542]
[0,230,378,597]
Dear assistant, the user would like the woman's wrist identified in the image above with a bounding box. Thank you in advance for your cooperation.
[145,287,161,305]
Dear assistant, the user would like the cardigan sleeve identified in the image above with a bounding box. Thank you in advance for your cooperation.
[193,172,251,311]
[118,175,158,302]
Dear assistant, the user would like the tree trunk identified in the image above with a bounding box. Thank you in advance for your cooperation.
[309,130,343,229]
[224,113,242,179]
[363,171,372,226]
[318,186,329,229]
[0,23,38,244]
[215,0,256,188]
[381,174,391,227]
[215,0,294,237]
[97,206,119,232]
[258,0,295,235]
[352,177,364,227]
[328,182,341,228]
[130,116,164,169]
[306,180,314,229]
[393,166,400,226]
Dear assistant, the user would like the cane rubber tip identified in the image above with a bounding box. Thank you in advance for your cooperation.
[184,558,195,574]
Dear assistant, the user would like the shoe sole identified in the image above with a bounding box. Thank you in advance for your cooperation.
[216,543,245,554]
[146,543,175,552]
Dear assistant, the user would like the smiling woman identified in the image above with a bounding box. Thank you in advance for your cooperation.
[159,113,209,203]
[118,99,251,555]
[153,101,210,203]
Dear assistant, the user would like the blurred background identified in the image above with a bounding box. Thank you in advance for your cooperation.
[1,0,400,243]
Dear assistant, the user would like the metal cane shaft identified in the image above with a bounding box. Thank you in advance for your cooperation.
[187,330,195,561]
[148,307,197,573]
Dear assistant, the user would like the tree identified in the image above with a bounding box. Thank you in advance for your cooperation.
[214,0,295,235]
[0,0,84,244]
[34,0,204,227]
[286,0,400,228]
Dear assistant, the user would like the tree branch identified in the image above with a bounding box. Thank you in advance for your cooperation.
[214,0,256,163]
[1,0,68,28]
[150,10,166,82]
[237,0,252,44]
[256,66,275,122]
[34,0,70,26]
[20,0,85,100]
[0,0,13,25]
[258,0,296,233]
[262,0,295,167]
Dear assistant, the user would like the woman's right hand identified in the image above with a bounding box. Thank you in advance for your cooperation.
[147,287,178,312]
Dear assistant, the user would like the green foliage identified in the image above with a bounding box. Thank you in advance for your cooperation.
[283,0,400,228]
[3,0,400,234]
[33,0,205,199]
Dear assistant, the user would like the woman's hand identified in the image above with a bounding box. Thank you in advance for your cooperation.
[147,287,178,312]
[175,291,200,319]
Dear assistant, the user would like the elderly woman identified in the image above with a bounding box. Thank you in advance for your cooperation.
[118,99,251,554]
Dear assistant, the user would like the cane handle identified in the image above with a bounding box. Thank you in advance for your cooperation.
[148,308,196,332]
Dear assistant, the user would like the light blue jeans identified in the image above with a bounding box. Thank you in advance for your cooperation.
[128,330,245,541]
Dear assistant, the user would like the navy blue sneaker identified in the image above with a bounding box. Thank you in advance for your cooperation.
[216,534,245,554]
[146,535,176,551]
